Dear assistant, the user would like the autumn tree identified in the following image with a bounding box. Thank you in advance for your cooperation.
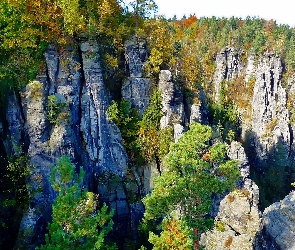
[142,122,240,249]
[137,89,163,164]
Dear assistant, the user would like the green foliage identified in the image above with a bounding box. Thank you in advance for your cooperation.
[208,101,239,141]
[107,99,140,158]
[142,123,240,248]
[46,95,68,125]
[39,156,116,250]
[0,0,138,100]
[148,218,194,250]
[0,152,31,249]
[158,126,174,160]
[138,89,163,162]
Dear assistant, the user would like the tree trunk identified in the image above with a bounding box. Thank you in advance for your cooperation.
[194,227,199,250]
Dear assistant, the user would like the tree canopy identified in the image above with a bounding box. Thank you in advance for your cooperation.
[142,122,240,249]
[38,156,116,250]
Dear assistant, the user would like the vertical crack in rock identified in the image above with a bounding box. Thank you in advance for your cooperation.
[158,70,186,141]
[122,38,150,117]
[80,40,128,177]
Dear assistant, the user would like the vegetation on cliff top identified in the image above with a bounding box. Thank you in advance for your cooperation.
[2,0,295,249]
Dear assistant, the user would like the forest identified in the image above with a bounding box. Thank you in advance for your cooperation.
[1,0,295,249]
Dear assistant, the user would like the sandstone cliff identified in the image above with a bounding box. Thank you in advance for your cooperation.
[2,37,295,249]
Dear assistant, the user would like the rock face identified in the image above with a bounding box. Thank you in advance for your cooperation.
[251,53,290,167]
[213,47,245,102]
[158,70,186,141]
[201,141,261,249]
[5,38,295,249]
[122,38,150,117]
[200,190,261,250]
[188,88,209,125]
[12,41,129,249]
[80,41,128,177]
[254,191,295,250]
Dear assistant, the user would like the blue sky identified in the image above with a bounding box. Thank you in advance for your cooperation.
[154,0,295,27]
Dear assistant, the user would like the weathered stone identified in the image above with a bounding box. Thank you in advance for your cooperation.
[251,54,290,167]
[188,89,209,125]
[80,40,128,177]
[254,191,295,250]
[200,190,261,250]
[125,38,147,78]
[158,70,186,140]
[122,38,150,117]
[122,78,150,117]
[14,41,130,248]
[213,47,245,102]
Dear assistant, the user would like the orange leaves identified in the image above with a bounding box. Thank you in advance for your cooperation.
[149,218,194,250]
[183,15,198,28]
[174,15,197,28]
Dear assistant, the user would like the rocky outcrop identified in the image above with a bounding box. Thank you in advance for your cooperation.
[158,70,186,141]
[80,41,128,177]
[213,47,245,102]
[254,191,295,250]
[251,53,290,167]
[188,88,209,125]
[12,41,130,248]
[201,141,261,249]
[200,190,261,250]
[122,38,150,117]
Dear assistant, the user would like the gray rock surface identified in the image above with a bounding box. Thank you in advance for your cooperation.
[122,38,150,116]
[251,53,290,166]
[254,191,295,250]
[13,41,130,248]
[201,141,261,249]
[188,88,209,125]
[158,70,186,141]
[80,41,128,177]
[201,190,261,250]
[227,142,259,206]
[213,47,245,102]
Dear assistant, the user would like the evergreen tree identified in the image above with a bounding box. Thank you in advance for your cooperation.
[142,123,240,249]
[38,156,116,250]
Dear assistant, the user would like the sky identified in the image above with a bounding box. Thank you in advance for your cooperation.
[154,0,295,27]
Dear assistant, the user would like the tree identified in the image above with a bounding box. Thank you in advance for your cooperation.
[107,99,140,159]
[137,89,163,164]
[142,123,240,249]
[38,156,116,250]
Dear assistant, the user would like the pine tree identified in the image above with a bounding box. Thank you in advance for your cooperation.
[38,156,116,250]
[142,123,240,249]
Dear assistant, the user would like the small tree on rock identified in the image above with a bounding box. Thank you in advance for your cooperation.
[38,156,116,250]
[142,122,240,249]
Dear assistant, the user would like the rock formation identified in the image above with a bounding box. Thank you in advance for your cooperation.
[254,191,295,250]
[201,141,260,249]
[12,41,130,248]
[213,47,245,102]
[251,53,290,168]
[122,38,150,117]
[158,70,186,141]
[2,37,295,249]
